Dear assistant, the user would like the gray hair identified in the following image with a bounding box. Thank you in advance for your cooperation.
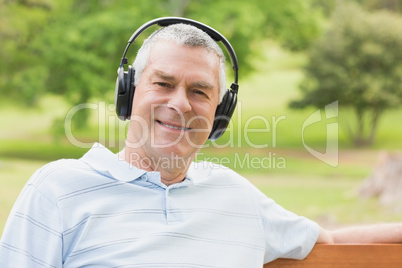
[132,23,227,103]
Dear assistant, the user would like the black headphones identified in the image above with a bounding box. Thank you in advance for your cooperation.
[115,17,239,140]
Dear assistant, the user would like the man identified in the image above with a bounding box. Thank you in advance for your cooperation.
[1,19,401,267]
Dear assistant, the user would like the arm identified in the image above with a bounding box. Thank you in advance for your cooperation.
[317,223,402,244]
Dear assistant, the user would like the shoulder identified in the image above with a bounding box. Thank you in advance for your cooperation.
[188,161,255,188]
[28,158,91,184]
[26,158,96,201]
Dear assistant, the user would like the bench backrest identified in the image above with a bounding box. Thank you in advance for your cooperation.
[264,244,402,268]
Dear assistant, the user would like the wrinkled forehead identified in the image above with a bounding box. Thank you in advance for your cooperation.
[148,40,220,83]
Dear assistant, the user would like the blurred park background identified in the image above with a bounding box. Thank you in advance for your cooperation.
[1,0,402,235]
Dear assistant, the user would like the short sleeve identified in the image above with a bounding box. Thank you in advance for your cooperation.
[0,167,63,268]
[253,187,319,264]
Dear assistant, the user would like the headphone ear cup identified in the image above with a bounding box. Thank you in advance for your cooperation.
[115,65,135,120]
[125,66,136,120]
[208,89,237,140]
[115,66,126,120]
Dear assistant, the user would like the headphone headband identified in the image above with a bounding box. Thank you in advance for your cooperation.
[119,17,239,87]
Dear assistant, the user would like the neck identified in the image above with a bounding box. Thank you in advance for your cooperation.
[118,147,195,186]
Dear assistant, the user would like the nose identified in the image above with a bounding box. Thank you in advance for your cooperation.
[167,87,191,113]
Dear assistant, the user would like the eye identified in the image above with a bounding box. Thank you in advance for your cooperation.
[155,82,171,88]
[194,89,208,97]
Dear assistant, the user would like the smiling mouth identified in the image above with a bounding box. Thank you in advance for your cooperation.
[157,120,191,131]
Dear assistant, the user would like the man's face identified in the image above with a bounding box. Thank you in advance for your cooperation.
[127,40,220,163]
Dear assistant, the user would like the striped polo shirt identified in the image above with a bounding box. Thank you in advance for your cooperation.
[0,143,319,267]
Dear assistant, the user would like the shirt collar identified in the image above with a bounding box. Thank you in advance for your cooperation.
[80,143,196,187]
[80,143,146,182]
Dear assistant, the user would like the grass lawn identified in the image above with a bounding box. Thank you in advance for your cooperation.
[249,174,402,229]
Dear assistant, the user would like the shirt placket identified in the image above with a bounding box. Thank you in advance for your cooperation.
[164,186,183,224]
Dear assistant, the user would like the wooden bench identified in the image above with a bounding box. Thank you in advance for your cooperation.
[264,244,402,267]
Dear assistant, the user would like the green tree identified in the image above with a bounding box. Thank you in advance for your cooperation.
[355,0,402,13]
[0,0,54,105]
[311,0,402,18]
[290,4,402,146]
[1,0,324,128]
